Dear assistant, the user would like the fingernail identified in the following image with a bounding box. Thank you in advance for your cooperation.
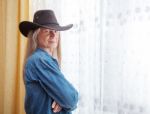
[52,105,54,108]
[52,104,55,108]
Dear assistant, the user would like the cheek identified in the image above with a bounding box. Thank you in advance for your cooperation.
[53,37,58,46]
[56,35,59,43]
[38,37,46,46]
[37,34,43,44]
[55,39,59,47]
[39,38,43,44]
[37,38,41,45]
[56,38,58,44]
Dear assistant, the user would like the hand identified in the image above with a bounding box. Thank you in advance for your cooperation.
[52,101,62,113]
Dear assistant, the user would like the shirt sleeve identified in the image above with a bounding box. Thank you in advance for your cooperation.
[34,57,78,111]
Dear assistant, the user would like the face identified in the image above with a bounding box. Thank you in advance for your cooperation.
[37,28,59,50]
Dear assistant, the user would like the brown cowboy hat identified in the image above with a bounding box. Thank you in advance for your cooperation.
[19,9,73,37]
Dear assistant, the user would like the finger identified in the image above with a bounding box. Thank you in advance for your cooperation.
[53,104,59,112]
[53,104,62,113]
[57,106,62,112]
[52,101,56,108]
[56,105,62,112]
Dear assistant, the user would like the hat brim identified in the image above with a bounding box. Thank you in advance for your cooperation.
[19,21,73,37]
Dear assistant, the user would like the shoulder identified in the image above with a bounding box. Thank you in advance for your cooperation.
[25,50,52,69]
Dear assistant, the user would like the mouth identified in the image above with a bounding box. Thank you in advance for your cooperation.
[49,41,55,43]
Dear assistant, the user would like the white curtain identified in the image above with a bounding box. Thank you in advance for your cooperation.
[30,0,150,114]
[102,0,150,114]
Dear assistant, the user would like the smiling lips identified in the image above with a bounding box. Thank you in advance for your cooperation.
[49,40,55,42]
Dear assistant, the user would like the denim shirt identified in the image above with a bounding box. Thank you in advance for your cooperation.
[24,48,78,114]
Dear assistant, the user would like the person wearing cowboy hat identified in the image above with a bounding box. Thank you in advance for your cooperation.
[19,9,78,114]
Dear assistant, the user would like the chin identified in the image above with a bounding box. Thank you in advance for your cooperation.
[48,45,57,49]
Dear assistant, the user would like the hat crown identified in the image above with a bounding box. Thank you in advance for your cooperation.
[33,10,59,25]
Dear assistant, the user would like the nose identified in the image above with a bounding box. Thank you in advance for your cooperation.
[49,31,55,38]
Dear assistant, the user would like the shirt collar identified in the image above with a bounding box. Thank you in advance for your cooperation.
[36,47,58,62]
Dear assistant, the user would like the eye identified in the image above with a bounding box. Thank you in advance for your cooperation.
[42,28,49,33]
[44,30,49,33]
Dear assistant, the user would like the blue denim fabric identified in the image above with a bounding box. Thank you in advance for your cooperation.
[24,48,78,114]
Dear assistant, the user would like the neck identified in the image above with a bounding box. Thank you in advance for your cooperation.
[45,48,53,56]
[38,47,53,56]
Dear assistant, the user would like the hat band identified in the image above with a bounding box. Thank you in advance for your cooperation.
[35,22,59,26]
